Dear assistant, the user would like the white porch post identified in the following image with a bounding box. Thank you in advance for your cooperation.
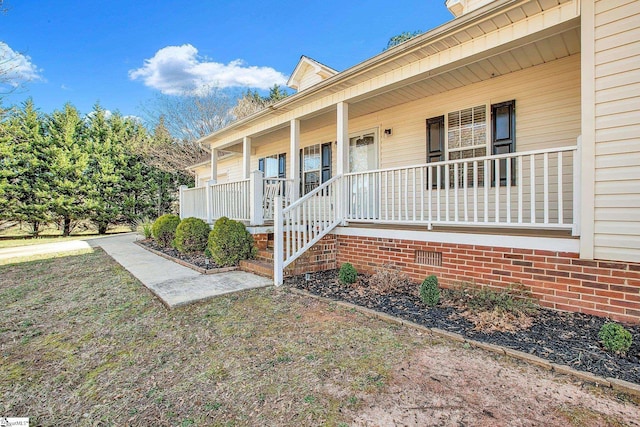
[572,137,582,237]
[337,102,349,224]
[290,119,300,202]
[273,195,283,286]
[205,179,215,224]
[178,185,187,219]
[249,169,264,226]
[242,136,252,179]
[210,148,218,182]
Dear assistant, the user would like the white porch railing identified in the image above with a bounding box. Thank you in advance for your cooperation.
[209,179,251,222]
[180,186,208,220]
[345,145,579,230]
[263,178,293,220]
[273,175,343,285]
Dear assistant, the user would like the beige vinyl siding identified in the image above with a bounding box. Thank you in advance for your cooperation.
[593,0,640,262]
[345,55,581,170]
[193,156,243,187]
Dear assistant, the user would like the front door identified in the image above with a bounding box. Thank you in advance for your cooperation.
[349,130,378,219]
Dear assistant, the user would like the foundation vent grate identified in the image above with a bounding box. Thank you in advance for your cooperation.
[415,250,442,267]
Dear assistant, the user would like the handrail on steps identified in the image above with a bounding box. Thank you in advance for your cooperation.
[273,174,343,285]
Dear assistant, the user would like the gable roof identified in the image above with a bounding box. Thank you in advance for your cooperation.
[287,55,339,92]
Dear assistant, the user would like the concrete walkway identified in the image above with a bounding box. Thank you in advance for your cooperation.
[83,233,272,307]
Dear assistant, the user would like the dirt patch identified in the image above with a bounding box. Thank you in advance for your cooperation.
[351,345,639,426]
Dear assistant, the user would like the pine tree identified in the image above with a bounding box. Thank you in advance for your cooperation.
[85,104,123,234]
[3,99,52,236]
[47,103,89,236]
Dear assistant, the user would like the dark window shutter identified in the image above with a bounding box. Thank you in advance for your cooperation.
[258,158,265,173]
[321,142,332,183]
[278,153,286,178]
[491,100,516,186]
[426,116,445,187]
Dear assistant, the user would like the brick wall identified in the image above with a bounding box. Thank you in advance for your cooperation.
[286,235,337,277]
[336,235,640,324]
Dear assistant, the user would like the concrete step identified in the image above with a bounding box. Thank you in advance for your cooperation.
[239,258,274,279]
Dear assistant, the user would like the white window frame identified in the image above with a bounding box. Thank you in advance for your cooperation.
[444,103,490,160]
[302,144,322,193]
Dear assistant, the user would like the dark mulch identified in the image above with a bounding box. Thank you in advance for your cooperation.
[137,239,220,270]
[286,269,640,385]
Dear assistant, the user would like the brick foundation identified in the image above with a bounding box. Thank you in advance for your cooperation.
[285,235,337,277]
[335,235,640,324]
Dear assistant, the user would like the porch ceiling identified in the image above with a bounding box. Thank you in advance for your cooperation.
[348,23,580,118]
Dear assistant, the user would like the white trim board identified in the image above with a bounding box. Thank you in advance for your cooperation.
[332,226,580,253]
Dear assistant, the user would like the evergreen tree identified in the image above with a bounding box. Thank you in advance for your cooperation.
[47,103,89,236]
[3,99,51,235]
[85,104,123,234]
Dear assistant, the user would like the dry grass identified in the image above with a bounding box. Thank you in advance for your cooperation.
[0,250,420,426]
[1,251,637,426]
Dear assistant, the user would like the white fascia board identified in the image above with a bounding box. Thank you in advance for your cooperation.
[332,226,580,253]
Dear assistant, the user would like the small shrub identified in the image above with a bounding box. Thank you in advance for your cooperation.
[446,282,538,332]
[204,247,212,259]
[420,275,440,307]
[151,214,181,247]
[599,322,632,354]
[134,217,154,239]
[207,217,256,267]
[174,217,210,253]
[369,264,411,294]
[338,262,358,285]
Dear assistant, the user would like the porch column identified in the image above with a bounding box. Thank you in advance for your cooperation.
[289,119,300,202]
[242,136,252,179]
[210,148,218,183]
[336,102,349,175]
[178,185,187,219]
[249,169,264,226]
[336,102,349,224]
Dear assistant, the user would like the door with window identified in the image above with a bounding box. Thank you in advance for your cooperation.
[349,130,378,219]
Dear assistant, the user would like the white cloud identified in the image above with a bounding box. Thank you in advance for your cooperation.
[0,42,44,87]
[128,44,287,95]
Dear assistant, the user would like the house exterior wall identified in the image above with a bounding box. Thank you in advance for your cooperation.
[592,0,640,263]
[192,156,243,187]
[247,55,580,183]
[349,55,581,170]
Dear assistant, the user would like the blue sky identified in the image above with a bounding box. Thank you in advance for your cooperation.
[1,1,454,117]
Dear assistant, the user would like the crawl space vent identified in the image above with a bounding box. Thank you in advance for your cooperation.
[415,250,442,267]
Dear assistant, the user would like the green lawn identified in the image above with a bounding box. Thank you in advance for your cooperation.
[0,250,636,426]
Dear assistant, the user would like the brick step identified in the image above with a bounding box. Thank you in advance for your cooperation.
[239,259,274,279]
[257,249,273,261]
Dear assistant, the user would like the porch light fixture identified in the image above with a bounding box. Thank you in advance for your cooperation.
[384,128,392,136]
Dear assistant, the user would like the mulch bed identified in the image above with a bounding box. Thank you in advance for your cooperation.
[137,239,221,271]
[286,269,640,385]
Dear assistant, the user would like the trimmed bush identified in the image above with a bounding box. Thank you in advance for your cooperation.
[339,262,358,285]
[420,275,440,307]
[599,322,632,354]
[174,217,210,253]
[207,217,256,267]
[152,214,181,247]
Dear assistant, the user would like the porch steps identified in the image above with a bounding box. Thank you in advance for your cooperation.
[239,258,274,279]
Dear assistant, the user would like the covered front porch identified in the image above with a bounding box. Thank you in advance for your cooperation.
[180,142,580,233]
